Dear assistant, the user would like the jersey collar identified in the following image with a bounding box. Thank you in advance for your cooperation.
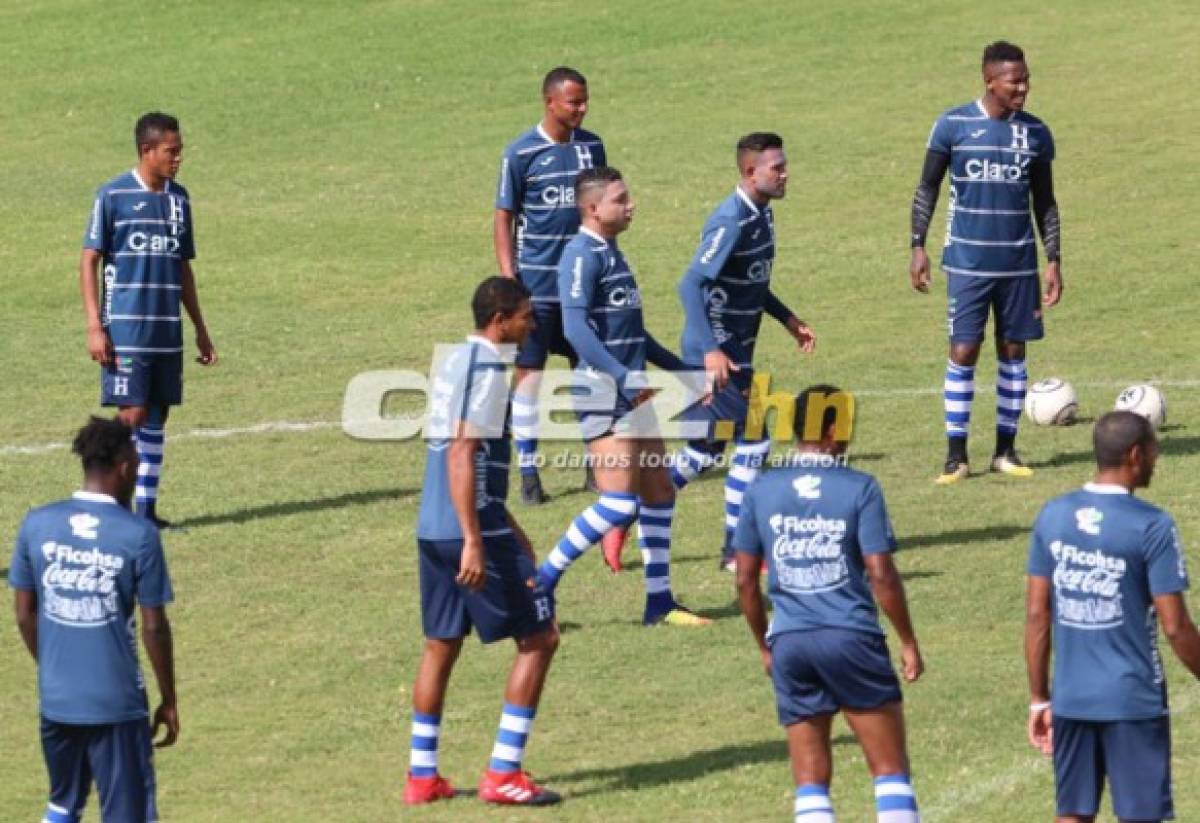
[975,98,1017,122]
[131,169,173,193]
[73,490,120,505]
[536,123,573,145]
[735,185,761,216]
[579,226,608,245]
[1083,482,1131,495]
[466,334,501,356]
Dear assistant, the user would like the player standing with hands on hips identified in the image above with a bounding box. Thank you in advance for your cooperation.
[81,112,217,527]
[1026,411,1200,823]
[909,41,1061,485]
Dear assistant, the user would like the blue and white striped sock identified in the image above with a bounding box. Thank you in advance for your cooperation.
[638,500,675,615]
[794,783,835,821]
[944,361,975,438]
[409,712,440,777]
[874,774,919,822]
[996,358,1026,437]
[134,424,165,517]
[669,443,717,489]
[538,492,639,590]
[42,802,80,823]
[511,394,539,477]
[489,703,536,774]
[724,440,770,548]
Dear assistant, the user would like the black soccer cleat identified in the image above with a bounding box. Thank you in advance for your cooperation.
[520,472,550,505]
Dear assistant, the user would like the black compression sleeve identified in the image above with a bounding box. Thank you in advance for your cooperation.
[910,150,949,247]
[1030,162,1060,263]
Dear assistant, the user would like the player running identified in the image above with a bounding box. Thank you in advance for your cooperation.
[81,111,218,527]
[534,167,710,627]
[495,67,606,504]
[735,386,922,823]
[405,277,562,807]
[909,41,1061,485]
[611,132,815,573]
[1026,411,1200,823]
[10,417,179,823]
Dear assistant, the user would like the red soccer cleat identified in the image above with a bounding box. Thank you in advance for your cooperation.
[601,526,628,573]
[479,769,562,806]
[404,772,456,805]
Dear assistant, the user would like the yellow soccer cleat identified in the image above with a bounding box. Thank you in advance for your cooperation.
[934,459,970,485]
[990,449,1034,478]
[644,604,713,627]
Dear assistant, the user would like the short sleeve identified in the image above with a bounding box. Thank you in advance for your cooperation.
[8,517,35,591]
[83,190,111,251]
[135,528,175,607]
[558,245,598,312]
[460,356,509,439]
[1146,515,1188,596]
[857,478,897,556]
[731,482,762,556]
[687,218,739,282]
[495,148,523,211]
[1027,508,1055,578]
[927,115,953,155]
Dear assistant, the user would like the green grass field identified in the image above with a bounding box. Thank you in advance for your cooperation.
[2,1,1199,819]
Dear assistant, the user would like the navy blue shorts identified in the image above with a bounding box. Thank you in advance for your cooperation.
[1053,715,1173,820]
[101,354,183,408]
[681,365,755,444]
[769,628,902,725]
[946,273,1044,344]
[40,716,157,823]
[577,393,637,443]
[515,302,576,369]
[418,535,555,643]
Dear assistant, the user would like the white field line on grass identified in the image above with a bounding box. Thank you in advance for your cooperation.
[922,683,1200,821]
[2,378,1196,457]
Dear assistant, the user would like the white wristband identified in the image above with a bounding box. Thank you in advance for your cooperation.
[1029,701,1051,712]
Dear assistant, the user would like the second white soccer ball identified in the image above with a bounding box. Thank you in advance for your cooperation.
[1025,378,1079,426]
[1115,384,1167,430]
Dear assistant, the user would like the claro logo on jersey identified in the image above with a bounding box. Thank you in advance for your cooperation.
[127,232,181,253]
[541,186,576,206]
[608,285,642,308]
[964,155,1030,181]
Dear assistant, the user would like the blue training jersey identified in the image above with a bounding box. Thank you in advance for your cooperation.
[416,336,513,542]
[558,227,649,386]
[84,170,196,355]
[927,100,1055,278]
[732,463,897,639]
[8,492,174,725]
[495,125,606,302]
[680,187,777,366]
[1028,483,1189,722]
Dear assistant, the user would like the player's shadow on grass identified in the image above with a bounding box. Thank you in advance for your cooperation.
[1030,431,1200,469]
[171,487,419,529]
[903,524,1027,551]
[546,736,854,797]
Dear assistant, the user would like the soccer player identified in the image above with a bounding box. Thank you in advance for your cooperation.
[735,386,923,823]
[9,416,178,823]
[909,40,1061,484]
[1026,411,1200,823]
[495,66,606,504]
[81,111,218,527]
[534,167,710,627]
[659,132,816,573]
[405,277,562,807]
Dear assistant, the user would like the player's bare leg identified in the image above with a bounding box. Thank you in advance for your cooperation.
[786,715,836,821]
[512,367,549,505]
[991,338,1033,477]
[844,701,921,821]
[503,626,560,713]
[405,638,464,804]
[937,341,981,484]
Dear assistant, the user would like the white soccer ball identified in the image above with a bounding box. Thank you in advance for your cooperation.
[1115,384,1167,430]
[1025,378,1079,426]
